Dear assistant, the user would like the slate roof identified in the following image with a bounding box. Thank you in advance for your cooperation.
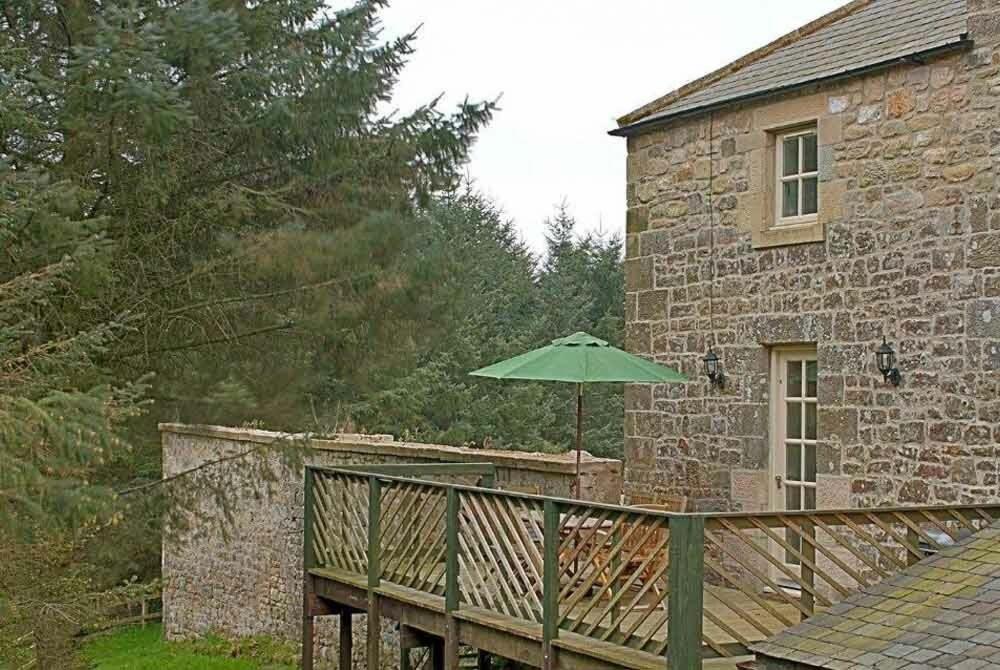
[750,523,1000,670]
[614,0,971,136]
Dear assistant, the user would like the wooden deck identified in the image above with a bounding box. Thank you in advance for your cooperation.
[309,567,766,669]
[301,465,1000,669]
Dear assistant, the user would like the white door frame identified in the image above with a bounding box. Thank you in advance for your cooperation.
[768,345,819,576]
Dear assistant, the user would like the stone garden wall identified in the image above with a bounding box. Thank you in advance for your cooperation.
[623,3,1000,512]
[159,423,622,665]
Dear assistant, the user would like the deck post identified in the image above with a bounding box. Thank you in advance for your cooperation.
[542,500,560,670]
[339,611,353,670]
[667,515,704,669]
[800,519,816,620]
[302,467,317,670]
[443,486,461,669]
[367,476,382,670]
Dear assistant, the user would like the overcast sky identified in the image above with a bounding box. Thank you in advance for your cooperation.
[374,1,845,252]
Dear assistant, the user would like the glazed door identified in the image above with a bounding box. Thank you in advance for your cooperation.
[771,348,818,575]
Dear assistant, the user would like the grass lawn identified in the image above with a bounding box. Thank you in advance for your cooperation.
[80,623,297,669]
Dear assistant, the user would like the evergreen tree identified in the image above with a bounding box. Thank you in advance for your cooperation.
[1,0,493,663]
[352,191,626,458]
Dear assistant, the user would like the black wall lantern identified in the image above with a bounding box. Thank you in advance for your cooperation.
[702,348,725,387]
[875,337,901,386]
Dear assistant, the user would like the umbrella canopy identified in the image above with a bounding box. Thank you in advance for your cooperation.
[470,332,687,498]
[469,331,687,384]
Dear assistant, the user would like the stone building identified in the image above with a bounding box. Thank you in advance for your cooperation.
[614,0,1000,514]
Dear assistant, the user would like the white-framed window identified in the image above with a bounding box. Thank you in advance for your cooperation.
[775,127,818,225]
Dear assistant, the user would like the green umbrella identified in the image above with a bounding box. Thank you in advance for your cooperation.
[470,332,687,497]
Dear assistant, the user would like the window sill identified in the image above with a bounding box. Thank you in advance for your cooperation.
[752,218,825,249]
[774,215,818,229]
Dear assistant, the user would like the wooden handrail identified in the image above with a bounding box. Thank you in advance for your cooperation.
[305,465,1000,664]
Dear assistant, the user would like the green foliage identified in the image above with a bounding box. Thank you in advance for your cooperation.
[80,623,296,670]
[349,190,626,458]
[2,0,493,666]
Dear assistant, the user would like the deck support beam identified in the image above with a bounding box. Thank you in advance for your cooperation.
[366,593,382,669]
[339,611,353,669]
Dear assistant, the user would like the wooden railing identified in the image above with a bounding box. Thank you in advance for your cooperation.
[305,466,1000,667]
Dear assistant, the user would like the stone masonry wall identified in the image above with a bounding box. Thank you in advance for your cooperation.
[160,423,621,665]
[623,3,1000,512]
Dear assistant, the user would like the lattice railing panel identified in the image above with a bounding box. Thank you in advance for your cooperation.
[311,471,370,575]
[305,466,1000,665]
[379,480,448,595]
[457,491,545,622]
[699,505,1000,658]
[557,503,672,655]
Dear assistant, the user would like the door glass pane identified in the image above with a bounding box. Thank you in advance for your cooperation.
[785,531,801,565]
[782,138,799,177]
[804,445,816,483]
[786,403,802,439]
[787,361,802,397]
[786,485,801,511]
[802,177,818,215]
[806,361,818,398]
[782,180,799,217]
[802,134,818,172]
[786,442,802,481]
[785,486,802,564]
[805,403,817,440]
[804,487,816,510]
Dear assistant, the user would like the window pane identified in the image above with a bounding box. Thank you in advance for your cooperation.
[802,134,818,172]
[786,442,802,480]
[787,361,802,397]
[786,404,802,439]
[804,445,816,483]
[804,487,816,510]
[806,361,818,398]
[782,137,799,177]
[802,177,818,215]
[805,403,817,440]
[782,180,799,217]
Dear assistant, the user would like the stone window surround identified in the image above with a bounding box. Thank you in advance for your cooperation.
[748,92,839,249]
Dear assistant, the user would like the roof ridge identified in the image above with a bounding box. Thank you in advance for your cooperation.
[616,0,873,128]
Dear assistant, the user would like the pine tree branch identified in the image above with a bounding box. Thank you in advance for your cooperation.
[117,321,294,358]
[116,445,263,496]
[162,273,375,317]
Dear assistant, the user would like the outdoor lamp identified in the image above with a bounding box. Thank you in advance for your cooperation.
[875,337,901,386]
[702,348,725,387]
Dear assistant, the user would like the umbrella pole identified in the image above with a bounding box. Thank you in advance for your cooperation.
[575,382,583,499]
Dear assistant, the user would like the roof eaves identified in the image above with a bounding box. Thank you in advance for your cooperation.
[608,36,973,138]
[615,0,874,128]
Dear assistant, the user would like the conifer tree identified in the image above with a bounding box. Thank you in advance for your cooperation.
[1,0,494,662]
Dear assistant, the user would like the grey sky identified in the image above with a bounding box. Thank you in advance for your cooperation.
[376,1,845,251]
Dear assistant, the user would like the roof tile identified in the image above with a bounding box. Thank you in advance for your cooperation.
[752,521,1000,669]
[618,0,969,133]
